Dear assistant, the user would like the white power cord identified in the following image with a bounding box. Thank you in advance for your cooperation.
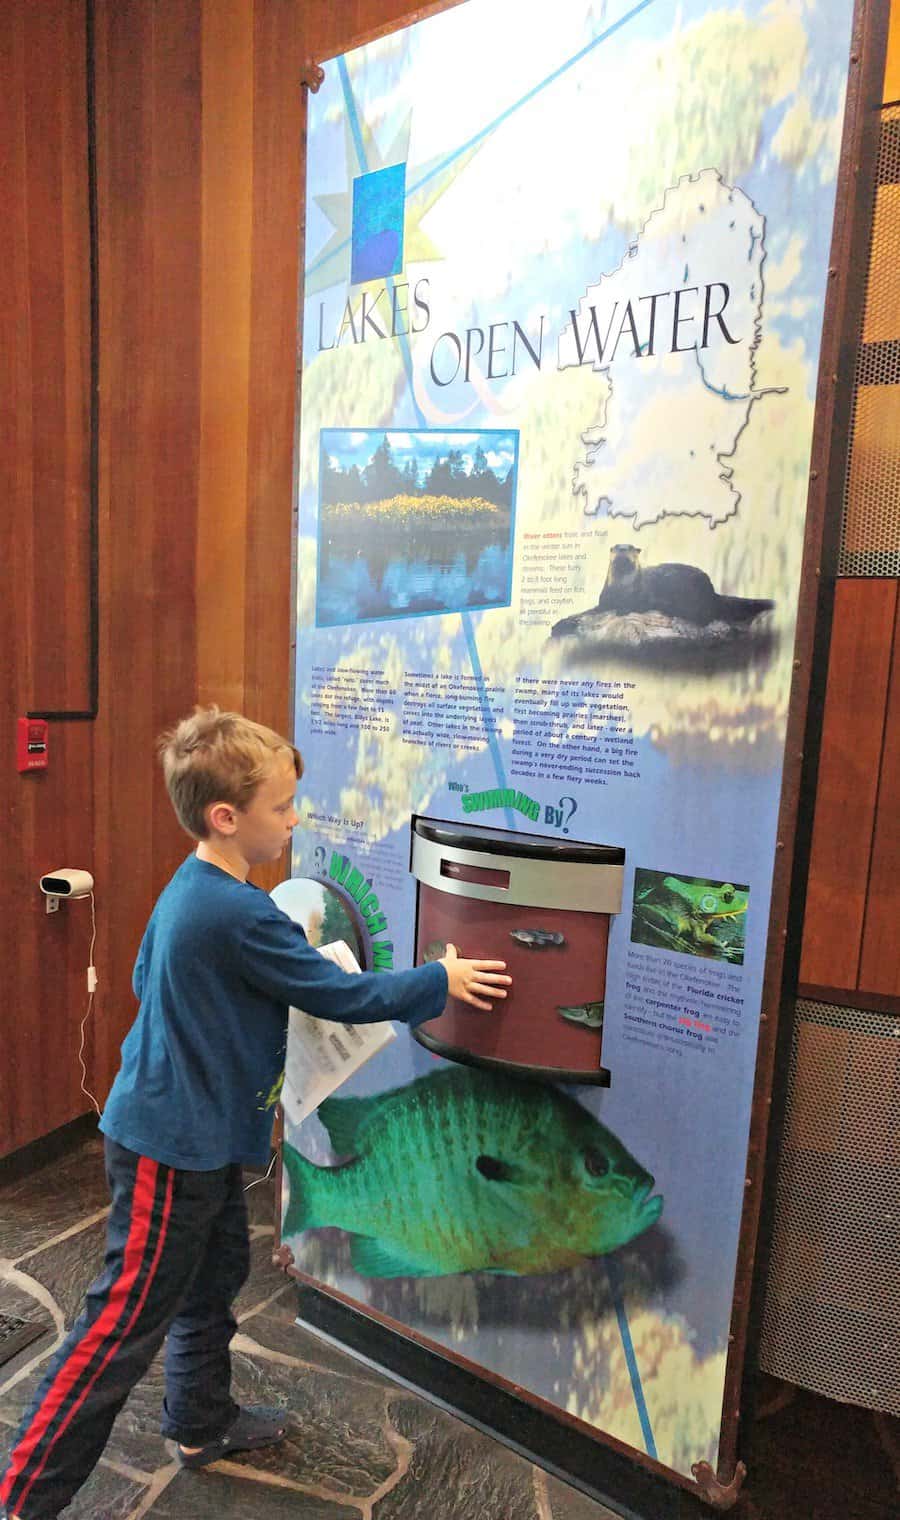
[244,1151,278,1192]
[77,891,102,1117]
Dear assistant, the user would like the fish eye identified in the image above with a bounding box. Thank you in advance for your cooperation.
[476,1154,509,1182]
[584,1149,611,1179]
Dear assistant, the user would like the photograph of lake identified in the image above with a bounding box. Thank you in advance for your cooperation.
[315,428,518,626]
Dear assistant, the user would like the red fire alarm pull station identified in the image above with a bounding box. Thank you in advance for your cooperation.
[17,718,49,773]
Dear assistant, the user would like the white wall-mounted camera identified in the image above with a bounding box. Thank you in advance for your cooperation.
[40,868,94,912]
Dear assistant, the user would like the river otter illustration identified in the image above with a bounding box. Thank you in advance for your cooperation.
[593,545,774,626]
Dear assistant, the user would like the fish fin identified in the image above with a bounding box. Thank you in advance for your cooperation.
[281,1142,320,1237]
[557,1001,604,1030]
[317,1093,380,1155]
[349,1234,438,1279]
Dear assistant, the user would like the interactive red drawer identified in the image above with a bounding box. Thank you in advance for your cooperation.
[411,817,624,1084]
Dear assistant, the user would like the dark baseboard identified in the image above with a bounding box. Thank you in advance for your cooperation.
[0,1112,100,1184]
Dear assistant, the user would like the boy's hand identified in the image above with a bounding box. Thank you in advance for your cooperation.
[439,943,511,1012]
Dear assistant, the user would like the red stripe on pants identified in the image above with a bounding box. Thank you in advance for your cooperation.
[1,1157,173,1513]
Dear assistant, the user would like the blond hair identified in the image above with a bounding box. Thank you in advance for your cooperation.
[159,706,303,838]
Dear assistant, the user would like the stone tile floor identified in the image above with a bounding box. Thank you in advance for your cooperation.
[3,1133,899,1520]
[0,1135,620,1520]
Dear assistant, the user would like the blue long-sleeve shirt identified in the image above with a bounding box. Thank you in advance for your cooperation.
[100,854,447,1169]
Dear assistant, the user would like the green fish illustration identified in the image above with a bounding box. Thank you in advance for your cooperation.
[281,1067,662,1278]
[557,1001,604,1030]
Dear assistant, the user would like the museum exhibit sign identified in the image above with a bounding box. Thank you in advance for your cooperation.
[275,0,887,1506]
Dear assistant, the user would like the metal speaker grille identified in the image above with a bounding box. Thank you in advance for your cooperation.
[839,105,900,576]
[759,998,900,1414]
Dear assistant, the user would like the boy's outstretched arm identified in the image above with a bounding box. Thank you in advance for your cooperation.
[238,904,509,1028]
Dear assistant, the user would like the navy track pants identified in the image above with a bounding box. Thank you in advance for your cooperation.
[1,1138,251,1520]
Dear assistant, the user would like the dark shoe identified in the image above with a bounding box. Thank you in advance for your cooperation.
[173,1404,288,1469]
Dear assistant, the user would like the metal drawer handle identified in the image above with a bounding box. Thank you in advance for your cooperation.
[440,859,510,890]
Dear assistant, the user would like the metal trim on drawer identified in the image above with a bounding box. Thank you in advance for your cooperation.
[411,833,624,913]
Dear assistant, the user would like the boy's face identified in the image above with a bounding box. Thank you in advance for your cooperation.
[231,753,299,867]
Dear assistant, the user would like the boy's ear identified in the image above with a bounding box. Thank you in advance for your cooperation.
[206,800,238,836]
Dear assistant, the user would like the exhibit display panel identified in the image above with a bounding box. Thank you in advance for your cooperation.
[278,0,880,1501]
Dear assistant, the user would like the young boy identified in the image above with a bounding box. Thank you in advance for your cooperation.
[1,707,509,1520]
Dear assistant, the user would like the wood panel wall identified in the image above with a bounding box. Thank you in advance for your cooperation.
[88,0,450,1105]
[886,1,900,98]
[4,0,895,1156]
[858,612,900,992]
[0,0,95,1156]
[799,583,900,995]
[798,39,900,1007]
[1,0,459,1159]
[90,0,307,1101]
[297,0,461,61]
